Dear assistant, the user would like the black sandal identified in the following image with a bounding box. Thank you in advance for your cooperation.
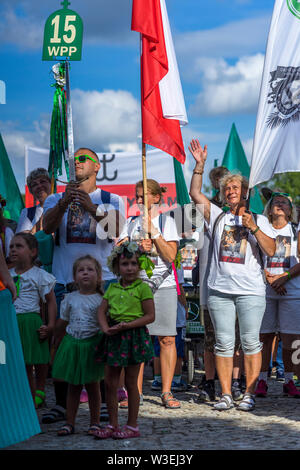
[57,423,75,436]
[42,405,66,424]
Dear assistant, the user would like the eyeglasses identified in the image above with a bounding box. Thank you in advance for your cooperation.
[74,154,98,164]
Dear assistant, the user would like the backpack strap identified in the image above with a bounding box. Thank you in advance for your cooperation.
[27,206,37,223]
[291,222,298,241]
[100,189,111,206]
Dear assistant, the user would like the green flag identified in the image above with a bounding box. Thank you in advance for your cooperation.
[173,158,190,206]
[0,132,24,221]
[222,123,264,214]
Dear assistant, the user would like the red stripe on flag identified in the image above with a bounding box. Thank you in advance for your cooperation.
[131,0,186,164]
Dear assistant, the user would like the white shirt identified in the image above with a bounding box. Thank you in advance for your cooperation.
[265,222,300,299]
[119,213,180,289]
[43,188,125,284]
[16,206,43,233]
[207,204,275,296]
[60,291,102,339]
[9,266,56,314]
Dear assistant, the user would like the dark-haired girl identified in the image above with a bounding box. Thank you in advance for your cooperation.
[9,233,56,405]
[94,242,155,439]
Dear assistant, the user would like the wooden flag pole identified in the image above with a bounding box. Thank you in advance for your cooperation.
[142,142,149,239]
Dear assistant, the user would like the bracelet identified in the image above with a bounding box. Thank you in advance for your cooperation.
[193,170,204,175]
[152,232,161,239]
[251,226,260,235]
[286,271,292,280]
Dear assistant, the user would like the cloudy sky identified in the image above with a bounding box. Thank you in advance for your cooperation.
[0,0,275,191]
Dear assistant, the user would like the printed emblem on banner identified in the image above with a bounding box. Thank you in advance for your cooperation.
[266,66,300,128]
[287,0,300,20]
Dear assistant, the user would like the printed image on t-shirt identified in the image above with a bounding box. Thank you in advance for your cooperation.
[219,225,248,264]
[66,205,97,244]
[267,235,291,268]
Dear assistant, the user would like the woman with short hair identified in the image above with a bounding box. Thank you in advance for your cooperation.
[17,168,51,234]
[189,139,275,411]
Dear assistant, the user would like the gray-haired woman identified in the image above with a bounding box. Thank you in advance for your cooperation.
[17,168,51,234]
[189,139,275,411]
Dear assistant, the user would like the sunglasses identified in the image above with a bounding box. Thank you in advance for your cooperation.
[74,154,98,164]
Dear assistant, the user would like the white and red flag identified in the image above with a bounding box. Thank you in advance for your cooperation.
[131,0,188,164]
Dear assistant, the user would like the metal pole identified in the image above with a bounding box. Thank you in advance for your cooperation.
[65,59,76,182]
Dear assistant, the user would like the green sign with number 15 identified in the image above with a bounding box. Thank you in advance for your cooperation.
[42,1,83,61]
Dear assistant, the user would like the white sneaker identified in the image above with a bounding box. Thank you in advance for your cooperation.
[214,394,234,411]
[237,393,255,411]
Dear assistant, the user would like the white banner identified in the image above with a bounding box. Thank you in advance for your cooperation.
[25,146,175,184]
[249,0,300,188]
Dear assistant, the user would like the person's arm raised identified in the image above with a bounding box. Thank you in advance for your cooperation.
[188,139,211,222]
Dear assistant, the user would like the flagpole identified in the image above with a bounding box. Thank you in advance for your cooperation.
[139,33,149,239]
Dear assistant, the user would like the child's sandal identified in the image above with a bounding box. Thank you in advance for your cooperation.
[57,423,75,436]
[112,425,140,439]
[87,424,101,436]
[93,424,117,440]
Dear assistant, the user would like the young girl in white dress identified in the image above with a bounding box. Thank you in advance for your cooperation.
[52,255,105,437]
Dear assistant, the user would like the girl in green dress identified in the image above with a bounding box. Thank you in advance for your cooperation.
[94,242,155,439]
[52,255,105,437]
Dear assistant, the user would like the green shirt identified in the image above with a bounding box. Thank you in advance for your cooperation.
[104,279,153,323]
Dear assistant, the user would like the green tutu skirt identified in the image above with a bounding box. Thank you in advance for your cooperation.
[16,313,50,365]
[95,324,154,367]
[52,332,105,385]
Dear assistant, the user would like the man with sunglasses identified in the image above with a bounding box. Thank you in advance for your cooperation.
[42,147,125,424]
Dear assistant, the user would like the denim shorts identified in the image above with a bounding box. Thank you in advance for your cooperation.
[207,289,266,357]
[154,327,185,358]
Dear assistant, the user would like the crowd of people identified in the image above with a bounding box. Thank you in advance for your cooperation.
[1,141,300,446]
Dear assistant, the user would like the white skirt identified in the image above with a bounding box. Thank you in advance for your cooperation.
[147,286,177,336]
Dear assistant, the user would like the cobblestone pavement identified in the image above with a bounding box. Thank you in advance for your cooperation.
[5,365,300,451]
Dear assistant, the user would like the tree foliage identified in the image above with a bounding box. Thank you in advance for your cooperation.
[258,172,300,206]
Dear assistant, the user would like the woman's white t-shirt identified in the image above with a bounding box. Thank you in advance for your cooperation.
[9,266,56,314]
[119,214,180,289]
[60,291,102,339]
[207,204,275,296]
[265,222,300,299]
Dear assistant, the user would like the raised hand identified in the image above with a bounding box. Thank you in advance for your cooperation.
[188,139,208,165]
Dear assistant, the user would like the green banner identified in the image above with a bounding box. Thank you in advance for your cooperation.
[42,1,83,61]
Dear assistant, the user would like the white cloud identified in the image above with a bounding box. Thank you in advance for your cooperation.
[1,87,141,190]
[175,14,270,65]
[190,54,264,116]
[72,88,140,151]
[0,0,134,50]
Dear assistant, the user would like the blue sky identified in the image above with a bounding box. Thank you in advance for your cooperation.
[0,0,275,191]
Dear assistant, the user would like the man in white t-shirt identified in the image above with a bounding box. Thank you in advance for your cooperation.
[42,147,125,424]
